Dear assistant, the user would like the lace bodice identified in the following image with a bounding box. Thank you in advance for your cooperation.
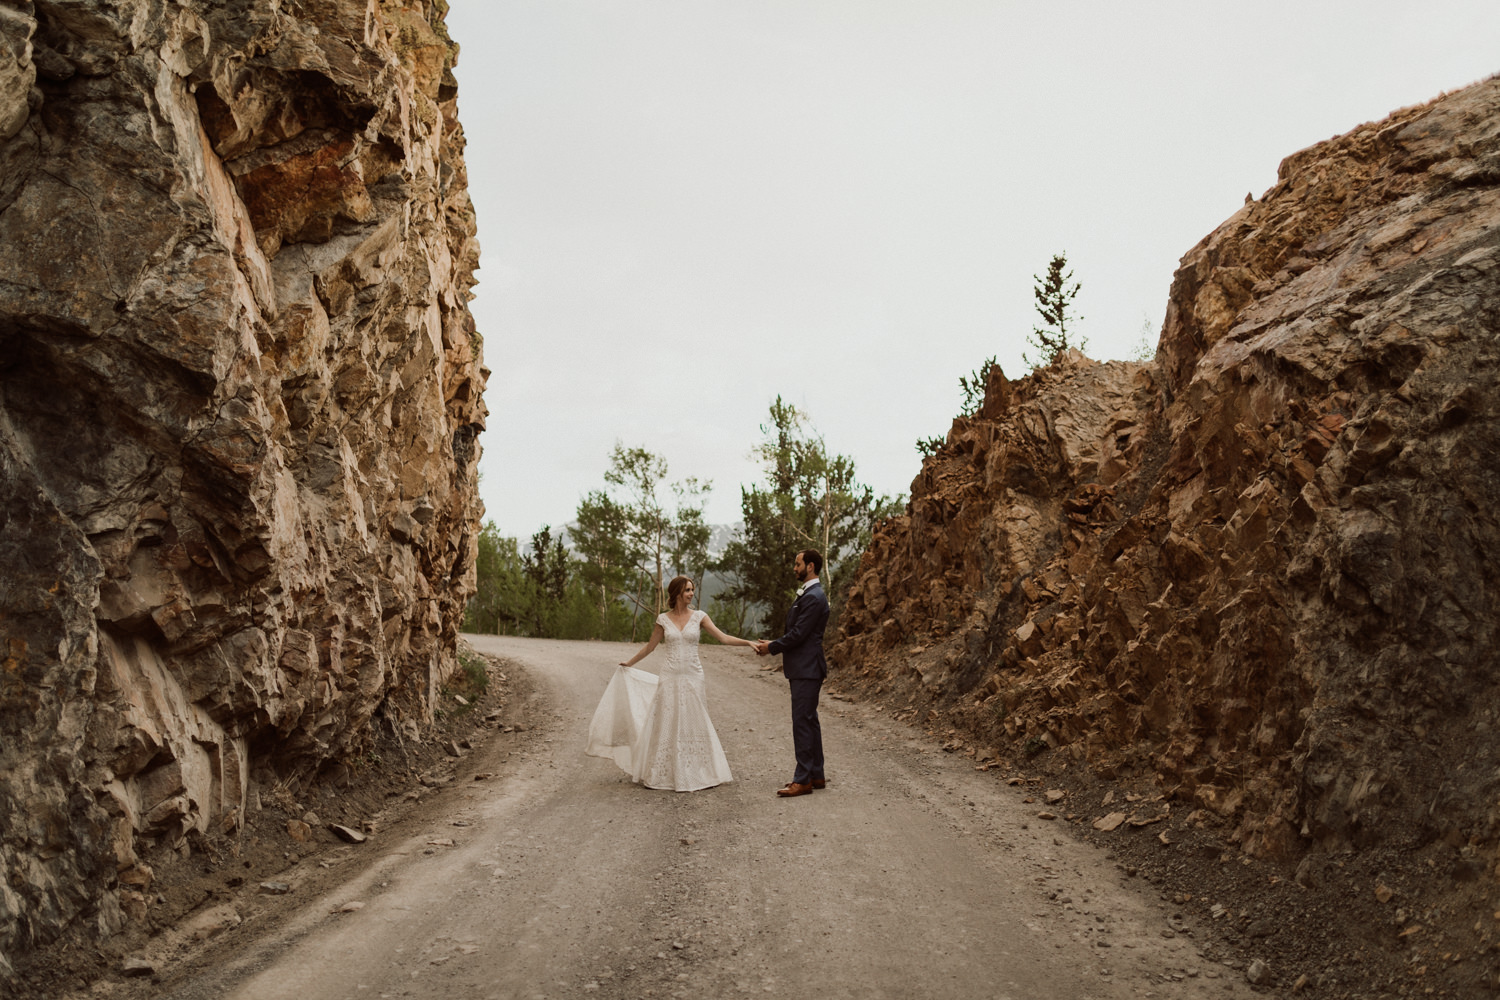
[657,610,705,676]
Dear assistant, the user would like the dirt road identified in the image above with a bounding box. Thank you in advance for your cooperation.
[155,637,1268,1000]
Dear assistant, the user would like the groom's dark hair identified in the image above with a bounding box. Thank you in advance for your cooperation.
[801,549,823,575]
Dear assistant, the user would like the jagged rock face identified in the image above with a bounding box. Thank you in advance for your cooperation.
[835,77,1500,864]
[0,0,484,971]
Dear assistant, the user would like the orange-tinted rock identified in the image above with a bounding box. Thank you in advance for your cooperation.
[833,76,1500,864]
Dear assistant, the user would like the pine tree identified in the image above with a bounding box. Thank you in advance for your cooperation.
[713,398,901,633]
[1024,253,1084,368]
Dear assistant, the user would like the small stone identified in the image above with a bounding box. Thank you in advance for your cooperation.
[427,837,455,847]
[258,882,291,895]
[1037,811,1057,821]
[301,811,321,827]
[1247,919,1275,938]
[472,772,494,780]
[1045,789,1067,803]
[1246,959,1272,986]
[121,957,155,977]
[185,904,241,940]
[453,694,469,706]
[444,740,462,757]
[286,819,312,842]
[337,901,365,913]
[1375,883,1394,903]
[329,824,367,844]
[118,863,154,888]
[1093,812,1127,832]
[1293,973,1310,992]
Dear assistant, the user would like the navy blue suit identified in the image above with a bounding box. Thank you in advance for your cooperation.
[768,579,829,785]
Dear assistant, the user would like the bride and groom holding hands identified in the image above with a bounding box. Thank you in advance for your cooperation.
[585,550,828,797]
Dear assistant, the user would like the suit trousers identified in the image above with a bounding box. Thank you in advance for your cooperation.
[788,677,824,785]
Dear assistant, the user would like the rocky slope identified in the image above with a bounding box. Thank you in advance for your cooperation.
[833,75,1500,988]
[0,0,484,976]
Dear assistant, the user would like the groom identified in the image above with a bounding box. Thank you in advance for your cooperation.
[753,549,829,797]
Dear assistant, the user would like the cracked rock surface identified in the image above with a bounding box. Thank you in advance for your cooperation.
[0,0,484,976]
[833,75,1500,996]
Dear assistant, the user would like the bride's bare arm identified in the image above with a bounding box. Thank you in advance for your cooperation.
[620,624,665,667]
[699,614,755,648]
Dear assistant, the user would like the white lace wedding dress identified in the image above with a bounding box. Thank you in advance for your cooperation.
[585,610,733,791]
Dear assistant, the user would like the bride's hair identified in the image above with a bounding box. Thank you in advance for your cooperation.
[666,575,693,610]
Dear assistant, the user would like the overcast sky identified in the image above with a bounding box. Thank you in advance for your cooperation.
[444,0,1498,537]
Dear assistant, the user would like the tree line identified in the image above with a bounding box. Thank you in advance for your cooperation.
[468,252,1088,640]
[464,399,902,642]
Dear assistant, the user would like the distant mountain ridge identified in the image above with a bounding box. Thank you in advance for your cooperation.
[544,522,741,563]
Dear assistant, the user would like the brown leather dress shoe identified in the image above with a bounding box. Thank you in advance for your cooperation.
[776,782,814,797]
[810,778,826,789]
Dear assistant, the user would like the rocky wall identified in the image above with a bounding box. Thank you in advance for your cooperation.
[0,0,485,974]
[834,75,1500,866]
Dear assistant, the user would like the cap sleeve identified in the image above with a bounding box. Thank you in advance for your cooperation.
[655,612,669,627]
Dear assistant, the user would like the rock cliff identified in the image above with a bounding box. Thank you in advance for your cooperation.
[835,77,1500,867]
[0,0,484,973]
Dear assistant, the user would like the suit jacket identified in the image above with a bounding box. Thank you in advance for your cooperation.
[768,580,830,680]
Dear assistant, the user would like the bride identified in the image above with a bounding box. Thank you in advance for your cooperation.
[586,576,755,791]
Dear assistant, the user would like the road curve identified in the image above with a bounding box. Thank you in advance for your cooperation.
[157,636,1263,1000]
